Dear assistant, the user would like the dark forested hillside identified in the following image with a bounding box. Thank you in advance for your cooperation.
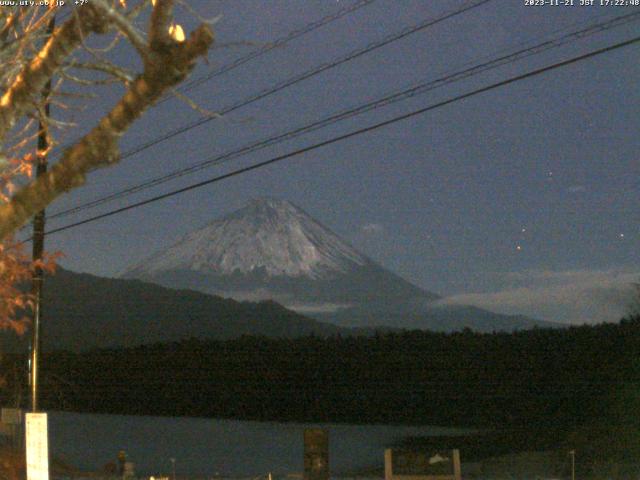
[0,269,346,352]
[11,315,637,430]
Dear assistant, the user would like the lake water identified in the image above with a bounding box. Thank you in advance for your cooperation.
[47,412,467,477]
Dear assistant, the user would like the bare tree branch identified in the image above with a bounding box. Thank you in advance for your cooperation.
[66,60,136,84]
[90,0,150,60]
[149,0,175,47]
[0,19,213,240]
[0,6,107,144]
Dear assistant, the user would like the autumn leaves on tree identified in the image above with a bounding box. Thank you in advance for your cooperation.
[0,0,213,333]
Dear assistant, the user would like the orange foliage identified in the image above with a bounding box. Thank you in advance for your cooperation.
[0,148,58,335]
[0,238,59,335]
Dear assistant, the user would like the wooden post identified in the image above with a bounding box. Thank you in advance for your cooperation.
[452,449,461,480]
[384,449,393,480]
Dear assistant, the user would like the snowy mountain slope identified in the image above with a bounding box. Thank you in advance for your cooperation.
[123,198,435,306]
[125,198,369,280]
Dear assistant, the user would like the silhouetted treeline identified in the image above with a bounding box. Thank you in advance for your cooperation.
[4,316,640,429]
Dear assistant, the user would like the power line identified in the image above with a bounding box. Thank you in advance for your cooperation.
[49,0,377,155]
[123,0,493,157]
[172,0,377,98]
[47,10,640,221]
[50,0,493,168]
[36,34,640,239]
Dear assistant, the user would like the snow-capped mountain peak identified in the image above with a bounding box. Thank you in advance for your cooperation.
[124,198,369,279]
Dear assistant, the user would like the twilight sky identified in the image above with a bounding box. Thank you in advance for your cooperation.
[37,0,639,325]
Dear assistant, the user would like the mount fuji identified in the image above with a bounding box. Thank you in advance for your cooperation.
[123,198,433,307]
[123,198,555,332]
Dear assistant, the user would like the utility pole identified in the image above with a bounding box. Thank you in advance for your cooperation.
[30,13,55,413]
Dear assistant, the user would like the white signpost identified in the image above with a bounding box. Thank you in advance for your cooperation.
[25,413,49,480]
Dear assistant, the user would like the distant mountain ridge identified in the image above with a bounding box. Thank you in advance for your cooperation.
[0,268,346,352]
[122,198,558,332]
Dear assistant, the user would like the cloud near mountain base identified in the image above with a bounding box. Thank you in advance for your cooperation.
[435,268,639,325]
